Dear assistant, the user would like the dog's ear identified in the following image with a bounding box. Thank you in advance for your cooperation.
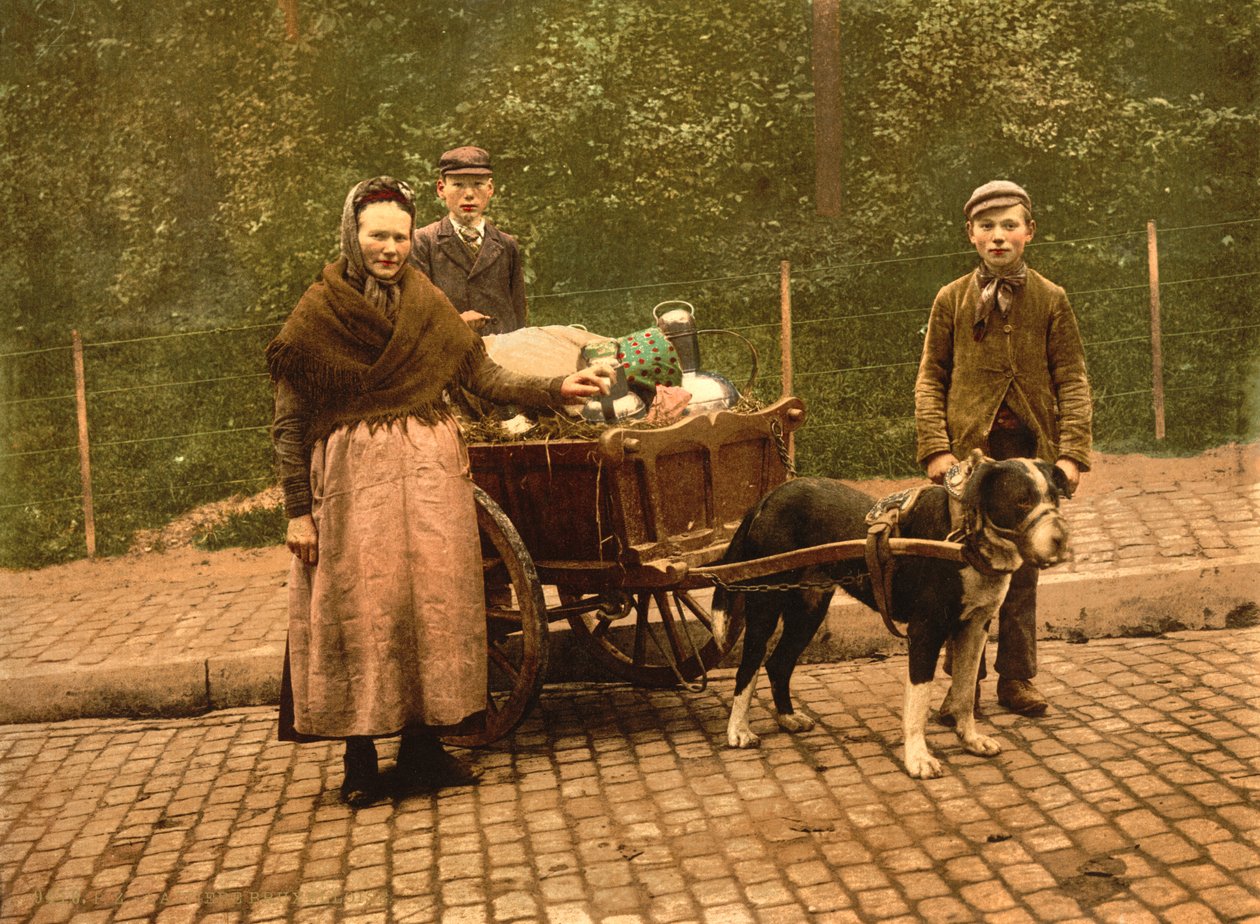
[959,458,995,530]
[960,460,1024,573]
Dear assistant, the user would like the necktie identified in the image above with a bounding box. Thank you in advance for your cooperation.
[459,228,481,255]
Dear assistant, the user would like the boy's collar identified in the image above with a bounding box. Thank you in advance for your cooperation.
[448,216,487,237]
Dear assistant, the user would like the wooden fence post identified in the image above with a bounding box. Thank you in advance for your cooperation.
[71,330,97,557]
[1146,220,1166,440]
[779,260,795,466]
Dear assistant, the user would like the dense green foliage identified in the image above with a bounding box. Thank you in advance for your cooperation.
[1,0,1257,566]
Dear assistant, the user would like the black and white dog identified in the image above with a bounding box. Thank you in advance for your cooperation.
[712,452,1071,778]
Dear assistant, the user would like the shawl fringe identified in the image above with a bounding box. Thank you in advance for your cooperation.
[265,338,366,395]
[305,404,455,446]
[301,340,486,446]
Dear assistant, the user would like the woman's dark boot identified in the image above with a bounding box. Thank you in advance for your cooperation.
[394,729,483,793]
[339,737,383,808]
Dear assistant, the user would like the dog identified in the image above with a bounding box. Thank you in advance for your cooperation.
[712,451,1072,778]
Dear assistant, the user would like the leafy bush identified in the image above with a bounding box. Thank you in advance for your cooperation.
[1,0,1256,567]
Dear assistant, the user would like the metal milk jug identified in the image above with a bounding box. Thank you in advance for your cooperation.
[654,300,740,414]
[653,300,700,374]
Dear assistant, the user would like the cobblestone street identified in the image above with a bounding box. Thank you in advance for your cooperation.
[3,631,1258,924]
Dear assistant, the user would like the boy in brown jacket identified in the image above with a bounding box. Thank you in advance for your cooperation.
[915,180,1092,718]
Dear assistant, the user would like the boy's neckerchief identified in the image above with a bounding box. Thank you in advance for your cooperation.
[973,261,1027,341]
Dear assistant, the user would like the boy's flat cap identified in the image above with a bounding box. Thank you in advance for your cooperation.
[964,180,1032,219]
[439,146,493,176]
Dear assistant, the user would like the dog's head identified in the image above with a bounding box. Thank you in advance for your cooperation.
[960,450,1071,574]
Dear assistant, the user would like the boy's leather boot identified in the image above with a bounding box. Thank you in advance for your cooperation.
[997,677,1048,716]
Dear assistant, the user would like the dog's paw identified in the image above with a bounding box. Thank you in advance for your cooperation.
[904,743,943,779]
[961,732,1001,757]
[776,712,815,733]
[727,726,762,749]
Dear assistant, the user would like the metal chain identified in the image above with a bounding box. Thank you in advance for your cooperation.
[769,418,797,478]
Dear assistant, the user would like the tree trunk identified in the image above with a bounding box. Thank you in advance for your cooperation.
[278,0,300,42]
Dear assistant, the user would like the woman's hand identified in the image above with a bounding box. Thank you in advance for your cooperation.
[559,365,613,403]
[924,451,959,484]
[460,310,497,333]
[287,515,319,567]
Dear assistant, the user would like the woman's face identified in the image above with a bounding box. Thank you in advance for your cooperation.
[357,201,412,280]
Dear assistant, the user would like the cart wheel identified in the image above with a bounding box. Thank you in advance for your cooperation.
[564,588,744,689]
[443,487,549,749]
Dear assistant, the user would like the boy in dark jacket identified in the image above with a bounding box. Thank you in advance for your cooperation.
[915,180,1092,719]
[410,145,528,334]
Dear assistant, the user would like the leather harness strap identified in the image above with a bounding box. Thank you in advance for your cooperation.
[865,504,908,639]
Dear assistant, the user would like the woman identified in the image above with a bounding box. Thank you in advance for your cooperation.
[268,176,606,807]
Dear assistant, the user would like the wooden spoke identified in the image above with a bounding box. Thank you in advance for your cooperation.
[675,591,713,630]
[488,642,521,683]
[564,587,745,689]
[487,609,524,630]
[633,595,651,667]
[441,488,548,749]
[656,592,690,666]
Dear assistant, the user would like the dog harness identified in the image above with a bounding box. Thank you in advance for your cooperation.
[863,487,929,639]
[861,457,978,638]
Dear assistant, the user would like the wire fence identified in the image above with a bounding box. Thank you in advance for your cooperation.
[1,217,1256,566]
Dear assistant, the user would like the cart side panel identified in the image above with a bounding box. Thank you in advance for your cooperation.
[655,446,712,540]
[601,398,804,567]
[469,397,805,573]
[468,441,622,564]
[714,435,777,527]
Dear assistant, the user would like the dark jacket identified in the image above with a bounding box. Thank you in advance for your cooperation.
[914,266,1093,470]
[410,216,528,333]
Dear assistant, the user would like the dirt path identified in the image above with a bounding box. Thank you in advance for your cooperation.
[3,443,1255,594]
[834,442,1257,504]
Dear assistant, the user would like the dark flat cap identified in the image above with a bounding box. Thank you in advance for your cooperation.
[439,146,493,176]
[964,180,1032,219]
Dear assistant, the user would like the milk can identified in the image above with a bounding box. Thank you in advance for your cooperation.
[653,300,740,413]
[653,300,700,374]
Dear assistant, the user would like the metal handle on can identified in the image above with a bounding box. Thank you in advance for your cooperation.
[693,328,760,395]
[652,300,696,321]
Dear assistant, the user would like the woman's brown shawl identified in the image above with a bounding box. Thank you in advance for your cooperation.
[266,258,482,444]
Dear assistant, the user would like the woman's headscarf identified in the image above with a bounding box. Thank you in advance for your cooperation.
[267,174,481,436]
[339,176,417,319]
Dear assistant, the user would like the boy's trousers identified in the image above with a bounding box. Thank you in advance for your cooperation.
[987,423,1040,681]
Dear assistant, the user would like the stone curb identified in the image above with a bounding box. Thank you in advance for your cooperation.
[0,658,210,725]
[1,552,1256,725]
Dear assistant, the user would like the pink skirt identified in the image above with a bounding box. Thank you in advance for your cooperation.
[283,416,486,739]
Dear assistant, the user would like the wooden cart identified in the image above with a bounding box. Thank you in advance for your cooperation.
[445,397,807,747]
